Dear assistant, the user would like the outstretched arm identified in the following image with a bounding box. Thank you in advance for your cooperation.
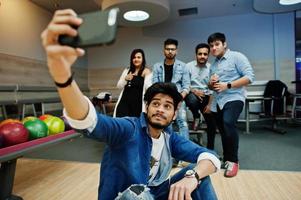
[41,9,88,120]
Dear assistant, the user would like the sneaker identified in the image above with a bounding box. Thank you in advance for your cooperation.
[224,161,239,177]
[192,118,200,131]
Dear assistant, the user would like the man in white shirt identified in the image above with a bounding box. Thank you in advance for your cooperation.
[185,43,217,150]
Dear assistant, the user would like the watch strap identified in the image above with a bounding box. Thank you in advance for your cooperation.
[185,169,200,182]
[54,72,74,88]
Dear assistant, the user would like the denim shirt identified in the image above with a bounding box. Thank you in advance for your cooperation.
[152,59,190,94]
[83,113,217,200]
[209,49,255,112]
[186,60,212,95]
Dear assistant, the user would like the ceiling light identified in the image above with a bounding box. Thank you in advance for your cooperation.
[123,10,149,22]
[101,0,170,27]
[279,0,301,5]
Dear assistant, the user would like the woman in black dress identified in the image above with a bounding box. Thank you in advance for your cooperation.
[114,49,152,117]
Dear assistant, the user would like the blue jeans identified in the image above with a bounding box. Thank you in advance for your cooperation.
[213,100,244,162]
[115,165,217,200]
[175,102,189,140]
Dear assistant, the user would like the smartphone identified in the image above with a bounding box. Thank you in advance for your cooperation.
[59,8,119,48]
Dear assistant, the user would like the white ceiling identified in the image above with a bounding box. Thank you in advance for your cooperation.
[29,0,301,23]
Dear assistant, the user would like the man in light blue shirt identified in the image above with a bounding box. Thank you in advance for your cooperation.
[208,32,255,178]
[152,38,190,140]
[185,43,217,150]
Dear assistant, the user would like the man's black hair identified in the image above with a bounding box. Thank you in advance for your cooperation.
[164,38,178,47]
[144,82,183,110]
[195,43,210,54]
[207,32,226,44]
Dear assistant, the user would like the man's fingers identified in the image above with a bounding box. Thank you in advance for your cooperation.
[75,48,85,57]
[168,185,176,200]
[52,15,82,26]
[46,45,84,58]
[41,9,82,47]
[48,24,78,37]
[178,186,185,200]
[54,9,77,17]
[42,24,77,47]
[185,190,192,200]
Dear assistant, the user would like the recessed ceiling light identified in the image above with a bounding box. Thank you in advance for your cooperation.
[123,10,150,22]
[279,0,301,5]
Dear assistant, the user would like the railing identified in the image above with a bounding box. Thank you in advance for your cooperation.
[0,85,89,119]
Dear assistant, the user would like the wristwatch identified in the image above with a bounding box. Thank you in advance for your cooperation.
[184,169,200,183]
[227,82,232,89]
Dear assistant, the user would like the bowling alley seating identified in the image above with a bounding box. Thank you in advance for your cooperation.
[0,84,63,119]
[91,92,112,115]
[255,80,291,134]
[291,93,301,122]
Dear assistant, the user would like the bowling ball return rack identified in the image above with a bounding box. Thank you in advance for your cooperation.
[0,130,81,200]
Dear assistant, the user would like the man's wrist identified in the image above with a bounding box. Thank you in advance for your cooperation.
[54,72,74,88]
[227,82,232,89]
[184,169,201,184]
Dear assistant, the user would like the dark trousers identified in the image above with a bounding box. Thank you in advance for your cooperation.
[213,100,244,163]
[185,93,217,150]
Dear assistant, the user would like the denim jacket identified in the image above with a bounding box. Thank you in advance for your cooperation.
[83,112,217,200]
[152,59,190,94]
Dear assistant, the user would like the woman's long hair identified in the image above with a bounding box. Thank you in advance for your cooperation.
[129,49,146,76]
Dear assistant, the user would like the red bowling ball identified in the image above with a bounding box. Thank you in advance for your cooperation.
[39,114,52,121]
[0,133,4,148]
[0,122,29,147]
[0,119,22,128]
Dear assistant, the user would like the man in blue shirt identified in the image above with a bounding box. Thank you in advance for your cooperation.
[41,10,220,200]
[152,39,190,140]
[185,43,217,150]
[208,32,255,178]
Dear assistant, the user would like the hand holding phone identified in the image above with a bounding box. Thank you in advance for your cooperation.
[59,8,119,47]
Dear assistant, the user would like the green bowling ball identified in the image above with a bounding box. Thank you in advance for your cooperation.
[43,116,65,135]
[24,119,48,140]
[22,116,38,124]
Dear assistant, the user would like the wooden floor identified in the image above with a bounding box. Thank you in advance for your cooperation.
[12,159,301,200]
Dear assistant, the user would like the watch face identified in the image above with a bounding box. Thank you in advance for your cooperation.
[185,169,195,176]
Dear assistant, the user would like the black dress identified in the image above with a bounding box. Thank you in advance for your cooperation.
[116,75,144,117]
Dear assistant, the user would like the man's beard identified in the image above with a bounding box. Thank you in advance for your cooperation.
[147,114,172,129]
[197,59,207,65]
[166,54,175,60]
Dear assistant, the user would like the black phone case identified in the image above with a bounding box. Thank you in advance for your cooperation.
[59,8,118,47]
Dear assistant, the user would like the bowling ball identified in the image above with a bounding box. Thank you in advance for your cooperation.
[0,122,29,146]
[0,119,22,128]
[0,134,4,148]
[43,116,65,135]
[22,116,38,124]
[24,119,48,140]
[60,116,72,131]
[39,114,53,121]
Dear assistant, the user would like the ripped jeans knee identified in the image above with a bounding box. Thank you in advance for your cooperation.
[115,184,154,200]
